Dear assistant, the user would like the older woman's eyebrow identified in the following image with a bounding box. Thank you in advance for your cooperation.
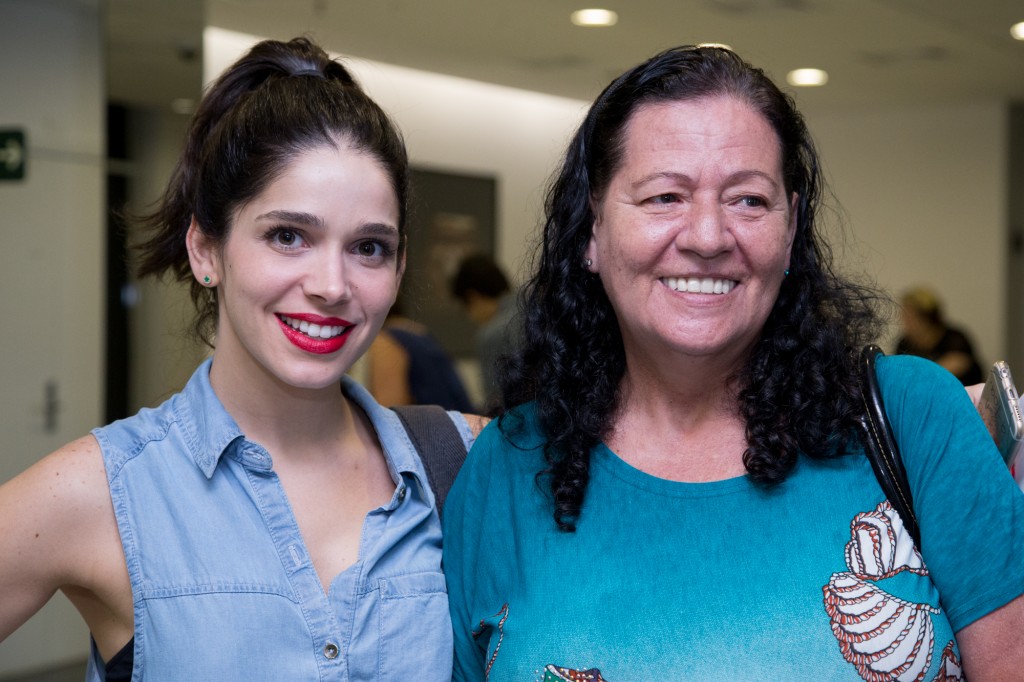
[630,171,693,189]
[631,170,781,189]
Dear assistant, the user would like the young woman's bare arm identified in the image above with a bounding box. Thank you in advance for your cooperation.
[0,436,132,660]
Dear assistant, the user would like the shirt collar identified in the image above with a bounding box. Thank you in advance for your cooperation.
[172,359,429,492]
[340,374,431,494]
[173,358,244,478]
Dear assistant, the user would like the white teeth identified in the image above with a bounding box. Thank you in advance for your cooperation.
[663,277,735,294]
[280,315,345,339]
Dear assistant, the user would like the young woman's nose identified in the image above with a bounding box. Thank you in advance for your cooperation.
[303,253,350,304]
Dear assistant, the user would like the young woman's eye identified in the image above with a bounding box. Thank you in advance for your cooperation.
[264,227,306,250]
[355,239,395,260]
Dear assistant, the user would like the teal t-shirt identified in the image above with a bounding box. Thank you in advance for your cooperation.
[444,355,1024,681]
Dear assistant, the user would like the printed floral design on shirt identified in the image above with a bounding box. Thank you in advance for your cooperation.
[538,664,609,681]
[822,500,959,682]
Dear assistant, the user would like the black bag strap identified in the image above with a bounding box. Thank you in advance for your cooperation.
[392,405,468,518]
[858,344,921,549]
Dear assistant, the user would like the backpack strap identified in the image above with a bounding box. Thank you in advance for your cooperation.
[858,344,921,549]
[392,405,468,518]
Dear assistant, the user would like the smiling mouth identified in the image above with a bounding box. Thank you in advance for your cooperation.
[662,277,737,294]
[277,314,351,339]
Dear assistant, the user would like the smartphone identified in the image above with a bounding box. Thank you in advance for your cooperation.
[978,361,1024,468]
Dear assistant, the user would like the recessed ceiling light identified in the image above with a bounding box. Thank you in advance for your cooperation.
[786,68,828,87]
[571,9,618,27]
[1011,21,1024,40]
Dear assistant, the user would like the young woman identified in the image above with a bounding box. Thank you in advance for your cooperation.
[0,37,477,680]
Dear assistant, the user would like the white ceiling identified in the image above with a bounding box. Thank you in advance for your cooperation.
[107,0,1024,112]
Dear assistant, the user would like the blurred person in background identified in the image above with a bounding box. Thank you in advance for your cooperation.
[366,296,475,411]
[896,284,984,385]
[451,253,521,413]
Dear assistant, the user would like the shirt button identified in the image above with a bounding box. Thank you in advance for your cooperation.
[323,642,339,659]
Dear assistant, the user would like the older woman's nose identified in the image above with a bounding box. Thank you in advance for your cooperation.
[676,200,734,257]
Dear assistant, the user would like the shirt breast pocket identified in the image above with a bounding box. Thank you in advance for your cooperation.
[377,571,452,680]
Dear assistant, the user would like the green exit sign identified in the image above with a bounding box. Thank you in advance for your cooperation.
[0,130,26,180]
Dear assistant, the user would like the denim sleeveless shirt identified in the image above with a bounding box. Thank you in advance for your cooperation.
[85,359,472,681]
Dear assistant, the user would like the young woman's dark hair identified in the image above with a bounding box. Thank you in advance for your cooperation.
[135,37,409,344]
[502,45,886,531]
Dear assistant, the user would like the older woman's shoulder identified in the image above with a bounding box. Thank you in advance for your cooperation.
[468,403,548,466]
[877,352,964,384]
[875,352,973,408]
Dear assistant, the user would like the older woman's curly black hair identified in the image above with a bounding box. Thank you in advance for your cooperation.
[500,45,887,531]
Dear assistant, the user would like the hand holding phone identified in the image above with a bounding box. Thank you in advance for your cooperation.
[978,360,1024,468]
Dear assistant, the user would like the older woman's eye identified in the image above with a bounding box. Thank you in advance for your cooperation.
[648,193,679,204]
[738,195,767,208]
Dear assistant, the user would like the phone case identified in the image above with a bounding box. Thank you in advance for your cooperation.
[979,361,1024,467]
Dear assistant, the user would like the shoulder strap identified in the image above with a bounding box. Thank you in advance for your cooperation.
[392,405,468,518]
[858,344,921,548]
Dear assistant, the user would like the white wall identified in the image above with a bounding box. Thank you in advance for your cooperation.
[808,102,1007,363]
[0,0,101,674]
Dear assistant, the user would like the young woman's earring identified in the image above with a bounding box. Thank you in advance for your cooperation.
[585,258,593,268]
[203,275,213,286]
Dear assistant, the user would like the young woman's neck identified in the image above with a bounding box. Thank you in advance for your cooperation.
[207,352,354,460]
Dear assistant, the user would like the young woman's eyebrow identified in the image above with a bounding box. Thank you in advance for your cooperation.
[254,209,325,227]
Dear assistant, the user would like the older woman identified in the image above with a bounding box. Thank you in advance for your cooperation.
[444,46,1024,680]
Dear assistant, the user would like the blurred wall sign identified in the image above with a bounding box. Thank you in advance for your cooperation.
[0,130,25,180]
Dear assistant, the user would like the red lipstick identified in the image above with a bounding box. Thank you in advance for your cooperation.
[276,313,353,355]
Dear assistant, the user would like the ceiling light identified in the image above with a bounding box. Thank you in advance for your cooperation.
[571,9,618,27]
[1012,22,1024,41]
[786,68,828,87]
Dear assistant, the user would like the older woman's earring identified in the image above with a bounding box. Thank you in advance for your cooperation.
[203,275,212,286]
[784,269,790,277]
[585,258,593,268]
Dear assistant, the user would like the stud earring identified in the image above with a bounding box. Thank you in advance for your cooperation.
[585,258,593,268]
[203,275,212,286]
[784,269,790,277]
